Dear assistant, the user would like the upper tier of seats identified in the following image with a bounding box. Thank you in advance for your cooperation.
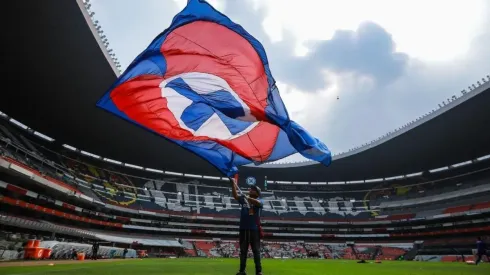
[1,120,490,220]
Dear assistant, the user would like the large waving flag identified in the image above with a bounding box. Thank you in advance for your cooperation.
[97,0,331,176]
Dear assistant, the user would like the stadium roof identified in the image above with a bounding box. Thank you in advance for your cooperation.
[2,0,490,182]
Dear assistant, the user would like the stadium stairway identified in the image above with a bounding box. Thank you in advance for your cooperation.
[195,241,214,257]
[180,240,197,257]
[371,246,381,260]
[191,242,198,257]
[404,245,420,261]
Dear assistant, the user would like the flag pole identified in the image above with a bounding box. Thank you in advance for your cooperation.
[231,174,249,207]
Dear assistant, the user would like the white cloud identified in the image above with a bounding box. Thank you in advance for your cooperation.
[256,0,486,61]
[174,0,226,12]
[91,0,490,163]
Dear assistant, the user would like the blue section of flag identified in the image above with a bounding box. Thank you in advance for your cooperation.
[168,78,252,135]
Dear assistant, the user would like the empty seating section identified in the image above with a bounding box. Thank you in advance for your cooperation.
[444,205,472,214]
[377,247,406,260]
[0,188,482,262]
[5,149,490,221]
[0,214,183,248]
[263,243,281,258]
[184,249,197,256]
[350,246,372,260]
[0,215,97,240]
[40,241,137,259]
[285,243,307,256]
[304,243,332,258]
[185,241,394,259]
[1,126,490,222]
[219,242,239,257]
[2,121,490,263]
[0,249,19,261]
[424,236,490,247]
[181,240,197,256]
[343,247,356,260]
[0,238,25,261]
[195,241,216,257]
[472,201,490,210]
[262,243,307,258]
[2,143,490,246]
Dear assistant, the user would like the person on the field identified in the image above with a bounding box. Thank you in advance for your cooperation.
[71,248,77,260]
[231,181,263,275]
[92,242,99,260]
[476,237,488,265]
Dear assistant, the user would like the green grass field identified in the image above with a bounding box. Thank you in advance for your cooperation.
[0,258,489,275]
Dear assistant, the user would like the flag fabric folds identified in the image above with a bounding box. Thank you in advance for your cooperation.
[97,0,331,176]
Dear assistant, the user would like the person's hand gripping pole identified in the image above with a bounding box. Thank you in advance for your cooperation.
[231,174,250,207]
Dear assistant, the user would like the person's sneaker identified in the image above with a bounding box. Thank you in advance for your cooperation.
[236,272,246,275]
[256,273,263,275]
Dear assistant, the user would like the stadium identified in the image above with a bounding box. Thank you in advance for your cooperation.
[1,0,490,274]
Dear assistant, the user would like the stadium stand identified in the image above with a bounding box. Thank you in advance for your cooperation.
[1,117,490,262]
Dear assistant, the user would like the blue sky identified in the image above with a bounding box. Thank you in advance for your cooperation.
[89,0,490,161]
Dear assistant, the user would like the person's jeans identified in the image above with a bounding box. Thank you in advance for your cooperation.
[239,230,262,274]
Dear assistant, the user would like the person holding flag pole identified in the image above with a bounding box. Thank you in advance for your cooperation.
[231,175,263,275]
